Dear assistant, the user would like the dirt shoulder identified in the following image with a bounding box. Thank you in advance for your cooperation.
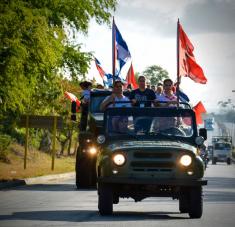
[0,143,76,181]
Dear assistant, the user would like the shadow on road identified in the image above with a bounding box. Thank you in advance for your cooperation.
[205,177,235,189]
[0,210,188,222]
[3,183,97,192]
[204,176,235,202]
[204,190,235,202]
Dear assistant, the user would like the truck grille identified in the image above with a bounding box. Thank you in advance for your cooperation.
[130,151,174,173]
[131,161,174,168]
[218,154,226,158]
[134,152,172,159]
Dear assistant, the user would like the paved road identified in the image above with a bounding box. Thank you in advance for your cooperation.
[0,163,235,227]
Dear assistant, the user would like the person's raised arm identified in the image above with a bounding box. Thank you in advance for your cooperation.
[100,94,115,111]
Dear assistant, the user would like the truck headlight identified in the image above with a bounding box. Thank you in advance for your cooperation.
[113,153,126,166]
[88,147,97,155]
[180,155,192,166]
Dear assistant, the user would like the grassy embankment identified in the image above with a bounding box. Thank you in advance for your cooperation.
[0,143,75,180]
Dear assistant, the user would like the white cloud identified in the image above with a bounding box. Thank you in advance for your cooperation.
[119,0,203,17]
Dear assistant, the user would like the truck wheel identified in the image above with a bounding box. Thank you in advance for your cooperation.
[188,186,203,219]
[76,156,91,188]
[179,196,189,213]
[227,158,231,165]
[113,194,119,204]
[98,184,113,215]
[179,188,189,213]
[212,157,217,165]
[76,150,96,189]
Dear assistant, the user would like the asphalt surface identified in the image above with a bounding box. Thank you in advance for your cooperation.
[0,162,235,227]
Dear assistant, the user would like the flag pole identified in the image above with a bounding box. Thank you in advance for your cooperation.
[176,19,180,107]
[112,17,116,87]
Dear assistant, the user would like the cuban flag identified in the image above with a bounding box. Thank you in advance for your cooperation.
[113,19,131,79]
[94,57,113,88]
[104,73,114,88]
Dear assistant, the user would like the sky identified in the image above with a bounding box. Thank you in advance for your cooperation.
[78,0,235,113]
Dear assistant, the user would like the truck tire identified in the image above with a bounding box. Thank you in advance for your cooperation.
[76,149,96,189]
[212,157,217,165]
[188,186,203,219]
[227,158,231,165]
[179,197,189,213]
[179,187,189,213]
[98,183,113,215]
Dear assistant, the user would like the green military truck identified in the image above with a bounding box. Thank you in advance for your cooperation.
[76,89,130,188]
[75,89,110,188]
[95,104,207,218]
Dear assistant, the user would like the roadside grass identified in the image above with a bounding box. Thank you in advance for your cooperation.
[0,143,75,180]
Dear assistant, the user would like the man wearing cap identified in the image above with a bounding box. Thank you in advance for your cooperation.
[100,80,130,111]
[79,81,92,131]
[80,81,92,104]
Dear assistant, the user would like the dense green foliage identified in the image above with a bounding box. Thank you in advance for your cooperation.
[0,0,117,136]
[0,134,11,163]
[215,99,235,123]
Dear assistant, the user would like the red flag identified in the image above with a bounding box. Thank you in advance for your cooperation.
[193,101,206,125]
[126,63,138,89]
[178,22,207,84]
[64,91,81,111]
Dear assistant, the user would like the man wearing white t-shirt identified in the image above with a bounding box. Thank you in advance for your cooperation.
[100,80,131,111]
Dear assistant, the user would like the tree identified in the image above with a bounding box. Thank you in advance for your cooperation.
[0,0,117,134]
[134,72,140,83]
[217,99,235,123]
[142,65,169,85]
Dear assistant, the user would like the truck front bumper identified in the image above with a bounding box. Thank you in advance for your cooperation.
[97,176,207,186]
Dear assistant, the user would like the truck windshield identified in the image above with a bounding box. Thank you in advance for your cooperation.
[106,110,194,138]
[215,143,231,150]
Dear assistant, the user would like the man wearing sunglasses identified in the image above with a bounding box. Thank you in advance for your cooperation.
[157,78,177,106]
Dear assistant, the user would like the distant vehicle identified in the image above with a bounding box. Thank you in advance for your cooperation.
[204,118,214,131]
[211,136,232,165]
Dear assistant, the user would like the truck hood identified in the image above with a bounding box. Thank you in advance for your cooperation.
[107,140,197,154]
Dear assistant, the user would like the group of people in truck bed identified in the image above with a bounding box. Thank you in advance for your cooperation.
[100,76,178,111]
[79,76,182,132]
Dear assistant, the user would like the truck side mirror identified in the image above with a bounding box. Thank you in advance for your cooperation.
[199,128,207,140]
[71,101,76,121]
